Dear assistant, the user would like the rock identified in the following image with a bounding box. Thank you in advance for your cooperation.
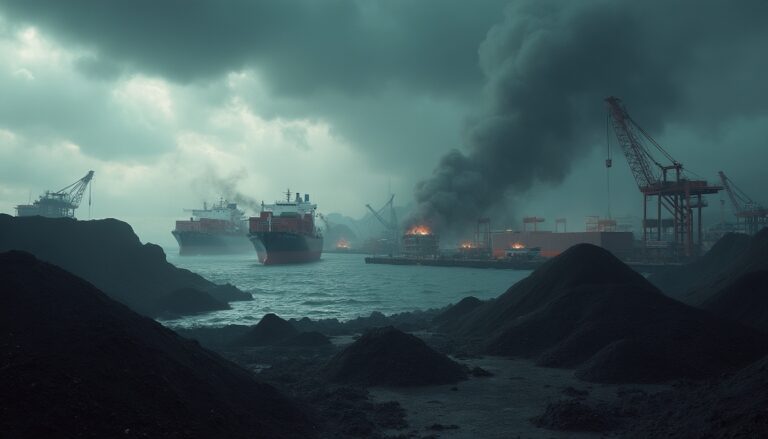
[237,313,299,346]
[0,214,251,317]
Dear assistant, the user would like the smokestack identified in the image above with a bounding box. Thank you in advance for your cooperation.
[304,194,309,202]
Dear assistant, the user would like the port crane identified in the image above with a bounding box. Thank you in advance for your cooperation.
[718,171,767,235]
[365,194,400,254]
[606,97,721,258]
[15,170,95,219]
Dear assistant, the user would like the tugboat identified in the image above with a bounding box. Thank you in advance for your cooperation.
[248,190,323,265]
[172,199,251,255]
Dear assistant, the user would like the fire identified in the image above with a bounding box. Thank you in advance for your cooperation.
[510,242,526,250]
[406,225,432,236]
[336,238,350,249]
[460,241,475,249]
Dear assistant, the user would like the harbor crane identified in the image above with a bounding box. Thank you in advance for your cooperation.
[365,194,400,254]
[606,97,721,258]
[15,170,95,219]
[718,171,767,235]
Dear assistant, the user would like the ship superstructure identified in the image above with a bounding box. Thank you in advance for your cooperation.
[172,198,251,255]
[249,190,323,264]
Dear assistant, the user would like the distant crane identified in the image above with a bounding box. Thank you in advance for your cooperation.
[606,97,721,258]
[15,170,95,219]
[718,171,767,235]
[365,194,400,254]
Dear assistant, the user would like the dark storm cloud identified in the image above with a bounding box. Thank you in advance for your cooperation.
[0,0,507,96]
[411,0,768,231]
[0,0,509,170]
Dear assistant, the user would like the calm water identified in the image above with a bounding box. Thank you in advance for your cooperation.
[160,251,531,328]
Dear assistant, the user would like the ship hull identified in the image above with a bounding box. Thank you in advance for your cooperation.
[172,230,253,256]
[250,231,323,265]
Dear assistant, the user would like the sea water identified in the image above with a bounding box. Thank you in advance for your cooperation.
[160,251,531,328]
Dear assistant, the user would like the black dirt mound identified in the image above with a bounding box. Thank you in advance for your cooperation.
[0,214,251,316]
[156,287,230,316]
[237,313,299,346]
[703,269,768,333]
[324,326,467,386]
[623,354,768,438]
[0,251,313,439]
[442,244,767,383]
[280,331,332,347]
[432,296,484,330]
[650,228,768,306]
[648,232,751,303]
[532,399,613,432]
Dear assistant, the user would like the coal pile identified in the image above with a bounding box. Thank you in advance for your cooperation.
[649,232,751,303]
[623,354,768,438]
[0,214,250,317]
[440,244,767,383]
[237,313,299,346]
[0,251,312,438]
[432,296,484,331]
[650,228,768,306]
[324,327,467,386]
[703,270,768,333]
[532,400,612,432]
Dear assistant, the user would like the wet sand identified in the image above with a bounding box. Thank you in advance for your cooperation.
[371,356,667,438]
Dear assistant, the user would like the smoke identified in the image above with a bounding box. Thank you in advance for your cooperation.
[200,168,262,213]
[411,0,768,233]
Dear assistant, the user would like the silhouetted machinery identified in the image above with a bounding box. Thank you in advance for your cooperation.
[16,170,95,219]
[606,97,721,258]
[718,170,767,235]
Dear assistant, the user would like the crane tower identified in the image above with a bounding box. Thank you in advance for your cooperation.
[16,171,95,219]
[606,97,721,258]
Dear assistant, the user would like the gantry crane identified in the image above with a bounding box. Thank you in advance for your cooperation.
[606,97,721,258]
[16,171,95,219]
[718,171,767,235]
[365,194,400,254]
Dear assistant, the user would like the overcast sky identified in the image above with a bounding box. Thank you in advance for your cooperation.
[0,0,766,246]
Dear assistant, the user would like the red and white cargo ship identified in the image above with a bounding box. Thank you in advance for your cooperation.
[249,191,323,265]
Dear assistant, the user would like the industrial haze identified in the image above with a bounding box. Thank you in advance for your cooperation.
[0,0,766,242]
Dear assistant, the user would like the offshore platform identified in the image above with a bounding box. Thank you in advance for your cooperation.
[15,171,95,219]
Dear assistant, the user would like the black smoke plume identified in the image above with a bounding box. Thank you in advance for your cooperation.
[412,0,768,233]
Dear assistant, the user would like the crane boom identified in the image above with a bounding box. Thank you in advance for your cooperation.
[605,97,721,258]
[718,171,762,215]
[56,170,95,209]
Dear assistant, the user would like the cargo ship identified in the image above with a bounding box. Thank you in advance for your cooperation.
[249,191,323,265]
[172,199,252,255]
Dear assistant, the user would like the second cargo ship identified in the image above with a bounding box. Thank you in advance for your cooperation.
[172,199,252,255]
[249,191,323,265]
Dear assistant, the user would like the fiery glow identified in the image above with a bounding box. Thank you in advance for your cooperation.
[406,225,432,236]
[336,238,350,249]
[510,242,526,250]
[460,241,475,249]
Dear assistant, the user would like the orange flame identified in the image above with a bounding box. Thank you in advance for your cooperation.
[336,238,350,249]
[510,242,526,250]
[406,225,432,236]
[460,241,475,249]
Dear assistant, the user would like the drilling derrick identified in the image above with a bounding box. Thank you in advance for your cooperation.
[718,171,767,235]
[16,171,95,219]
[606,97,721,258]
